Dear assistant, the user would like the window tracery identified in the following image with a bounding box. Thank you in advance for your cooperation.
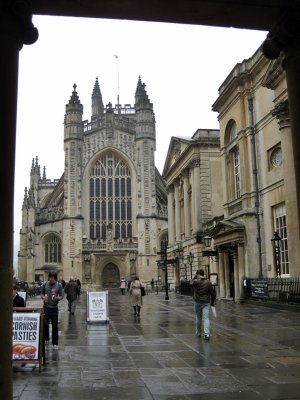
[44,234,61,263]
[89,153,132,240]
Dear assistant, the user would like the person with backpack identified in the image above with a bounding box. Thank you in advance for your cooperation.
[41,272,64,349]
[64,277,80,315]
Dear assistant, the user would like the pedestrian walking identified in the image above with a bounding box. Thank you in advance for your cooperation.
[13,285,25,307]
[150,278,155,291]
[119,278,127,295]
[59,277,66,289]
[129,276,144,316]
[64,277,80,315]
[190,269,216,340]
[41,272,64,349]
[127,280,132,293]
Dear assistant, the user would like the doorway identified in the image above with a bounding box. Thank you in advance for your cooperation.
[102,263,120,288]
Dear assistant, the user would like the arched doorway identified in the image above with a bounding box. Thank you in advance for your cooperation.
[102,263,120,288]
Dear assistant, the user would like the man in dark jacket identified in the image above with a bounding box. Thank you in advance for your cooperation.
[190,269,216,340]
[13,285,25,307]
[64,277,80,315]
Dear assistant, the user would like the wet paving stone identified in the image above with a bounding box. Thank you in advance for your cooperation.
[13,292,300,399]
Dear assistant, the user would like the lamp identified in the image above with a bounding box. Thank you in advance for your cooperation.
[203,235,212,247]
[271,231,281,277]
[174,243,185,280]
[187,251,194,279]
[202,235,218,261]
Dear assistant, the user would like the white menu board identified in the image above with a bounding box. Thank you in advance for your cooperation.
[87,291,109,323]
[12,312,40,360]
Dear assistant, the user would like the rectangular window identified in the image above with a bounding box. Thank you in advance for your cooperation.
[121,200,126,219]
[96,224,100,239]
[101,178,106,196]
[90,225,94,239]
[58,244,61,263]
[89,179,94,197]
[95,178,100,197]
[115,179,119,197]
[45,243,49,263]
[101,200,106,220]
[233,148,241,198]
[274,204,289,276]
[96,200,100,219]
[121,178,125,196]
[108,178,113,196]
[90,201,94,219]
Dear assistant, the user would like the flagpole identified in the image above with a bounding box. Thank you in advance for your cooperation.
[114,55,120,114]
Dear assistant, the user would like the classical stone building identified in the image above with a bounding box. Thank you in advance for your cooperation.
[207,45,299,301]
[162,129,223,286]
[18,77,168,287]
[162,45,300,301]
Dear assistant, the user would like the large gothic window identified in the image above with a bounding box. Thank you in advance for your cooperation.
[44,234,62,263]
[89,153,132,240]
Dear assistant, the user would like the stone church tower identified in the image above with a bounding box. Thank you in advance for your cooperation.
[18,77,168,288]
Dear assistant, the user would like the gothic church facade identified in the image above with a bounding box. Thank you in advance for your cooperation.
[18,77,168,288]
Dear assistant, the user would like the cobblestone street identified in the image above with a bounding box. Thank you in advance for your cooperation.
[13,291,300,399]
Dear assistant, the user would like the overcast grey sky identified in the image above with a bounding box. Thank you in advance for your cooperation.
[14,15,267,268]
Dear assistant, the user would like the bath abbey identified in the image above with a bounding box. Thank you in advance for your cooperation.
[18,77,168,287]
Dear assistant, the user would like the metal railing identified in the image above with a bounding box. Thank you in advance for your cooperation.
[245,277,300,303]
[179,280,193,296]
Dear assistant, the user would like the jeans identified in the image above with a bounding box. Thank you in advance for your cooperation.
[194,302,210,337]
[44,307,59,345]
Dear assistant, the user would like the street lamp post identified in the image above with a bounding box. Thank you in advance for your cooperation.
[188,252,194,279]
[271,231,282,278]
[164,251,169,300]
[184,263,188,280]
[157,243,169,300]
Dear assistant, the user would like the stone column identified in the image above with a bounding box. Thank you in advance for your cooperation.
[238,243,245,300]
[224,254,231,298]
[0,3,38,399]
[218,250,225,298]
[174,179,181,242]
[263,13,300,242]
[192,157,201,233]
[182,169,191,239]
[272,101,300,276]
[167,185,175,245]
[233,248,240,302]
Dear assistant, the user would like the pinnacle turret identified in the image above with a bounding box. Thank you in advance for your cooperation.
[69,84,81,106]
[64,83,83,140]
[22,187,28,209]
[28,188,35,208]
[65,83,83,114]
[92,77,104,117]
[135,76,152,110]
[30,156,41,178]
